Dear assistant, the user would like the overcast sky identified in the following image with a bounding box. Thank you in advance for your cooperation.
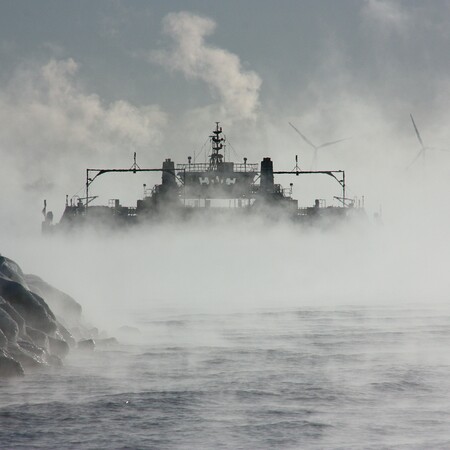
[1,0,450,224]
[2,1,450,112]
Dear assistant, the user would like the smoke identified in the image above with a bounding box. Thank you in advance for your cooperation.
[152,11,262,122]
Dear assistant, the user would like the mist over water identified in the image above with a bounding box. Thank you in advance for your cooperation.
[3,304,450,449]
[5,185,450,316]
[3,170,450,449]
[0,221,431,317]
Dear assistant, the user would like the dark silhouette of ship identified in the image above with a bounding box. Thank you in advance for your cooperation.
[42,122,365,232]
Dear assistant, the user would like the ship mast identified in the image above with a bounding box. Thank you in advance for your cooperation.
[209,122,224,170]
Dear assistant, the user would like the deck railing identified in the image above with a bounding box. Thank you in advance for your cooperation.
[176,163,258,173]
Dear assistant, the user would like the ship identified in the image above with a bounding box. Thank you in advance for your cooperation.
[42,122,365,232]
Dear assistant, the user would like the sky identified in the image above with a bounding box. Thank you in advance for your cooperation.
[1,0,450,230]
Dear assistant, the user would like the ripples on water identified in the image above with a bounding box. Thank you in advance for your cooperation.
[2,306,450,449]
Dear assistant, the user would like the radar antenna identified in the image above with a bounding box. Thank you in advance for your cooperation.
[209,122,225,170]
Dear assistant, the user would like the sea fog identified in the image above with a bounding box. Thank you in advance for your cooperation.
[2,217,450,448]
[1,175,449,356]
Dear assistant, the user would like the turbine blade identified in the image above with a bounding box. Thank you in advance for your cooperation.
[317,137,350,149]
[407,149,424,169]
[410,114,424,148]
[289,122,317,150]
[427,146,450,153]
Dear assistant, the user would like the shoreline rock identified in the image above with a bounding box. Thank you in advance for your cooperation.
[0,254,111,377]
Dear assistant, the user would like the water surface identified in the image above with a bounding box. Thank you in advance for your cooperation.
[2,305,450,449]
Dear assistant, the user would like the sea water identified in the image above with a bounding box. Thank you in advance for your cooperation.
[2,305,450,449]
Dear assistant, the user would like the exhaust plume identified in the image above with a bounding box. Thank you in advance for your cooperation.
[152,11,262,122]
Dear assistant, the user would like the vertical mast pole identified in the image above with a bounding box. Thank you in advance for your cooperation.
[86,169,89,214]
[342,171,346,206]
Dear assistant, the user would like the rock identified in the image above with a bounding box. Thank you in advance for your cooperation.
[0,256,27,285]
[0,255,102,376]
[17,340,49,364]
[55,322,76,348]
[0,350,24,377]
[0,305,19,342]
[88,327,99,339]
[78,339,95,351]
[31,292,57,325]
[0,301,26,337]
[7,343,46,368]
[0,278,57,335]
[70,325,99,342]
[48,336,69,358]
[0,328,7,349]
[25,274,82,326]
[70,326,82,340]
[26,326,49,349]
[17,340,47,360]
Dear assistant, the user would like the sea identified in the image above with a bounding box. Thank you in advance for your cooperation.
[2,304,450,449]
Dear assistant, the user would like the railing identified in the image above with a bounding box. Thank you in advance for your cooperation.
[105,200,137,217]
[176,162,258,173]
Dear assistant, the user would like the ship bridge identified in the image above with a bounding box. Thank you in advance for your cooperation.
[176,162,258,173]
[177,123,259,200]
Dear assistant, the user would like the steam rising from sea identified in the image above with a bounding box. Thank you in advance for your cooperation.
[4,210,449,329]
[2,159,449,448]
[3,300,450,448]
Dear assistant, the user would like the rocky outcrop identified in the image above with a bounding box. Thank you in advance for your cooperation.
[0,349,24,377]
[78,338,96,351]
[25,274,82,328]
[0,278,57,335]
[0,254,107,377]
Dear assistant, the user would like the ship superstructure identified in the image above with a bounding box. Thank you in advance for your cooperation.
[42,122,364,232]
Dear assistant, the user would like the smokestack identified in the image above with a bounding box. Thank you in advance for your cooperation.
[161,159,177,191]
[260,157,274,194]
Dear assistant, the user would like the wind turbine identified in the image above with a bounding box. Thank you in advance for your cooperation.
[408,113,449,168]
[289,122,349,169]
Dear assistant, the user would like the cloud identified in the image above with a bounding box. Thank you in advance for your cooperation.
[0,58,167,188]
[0,58,168,232]
[362,0,411,31]
[152,11,262,122]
